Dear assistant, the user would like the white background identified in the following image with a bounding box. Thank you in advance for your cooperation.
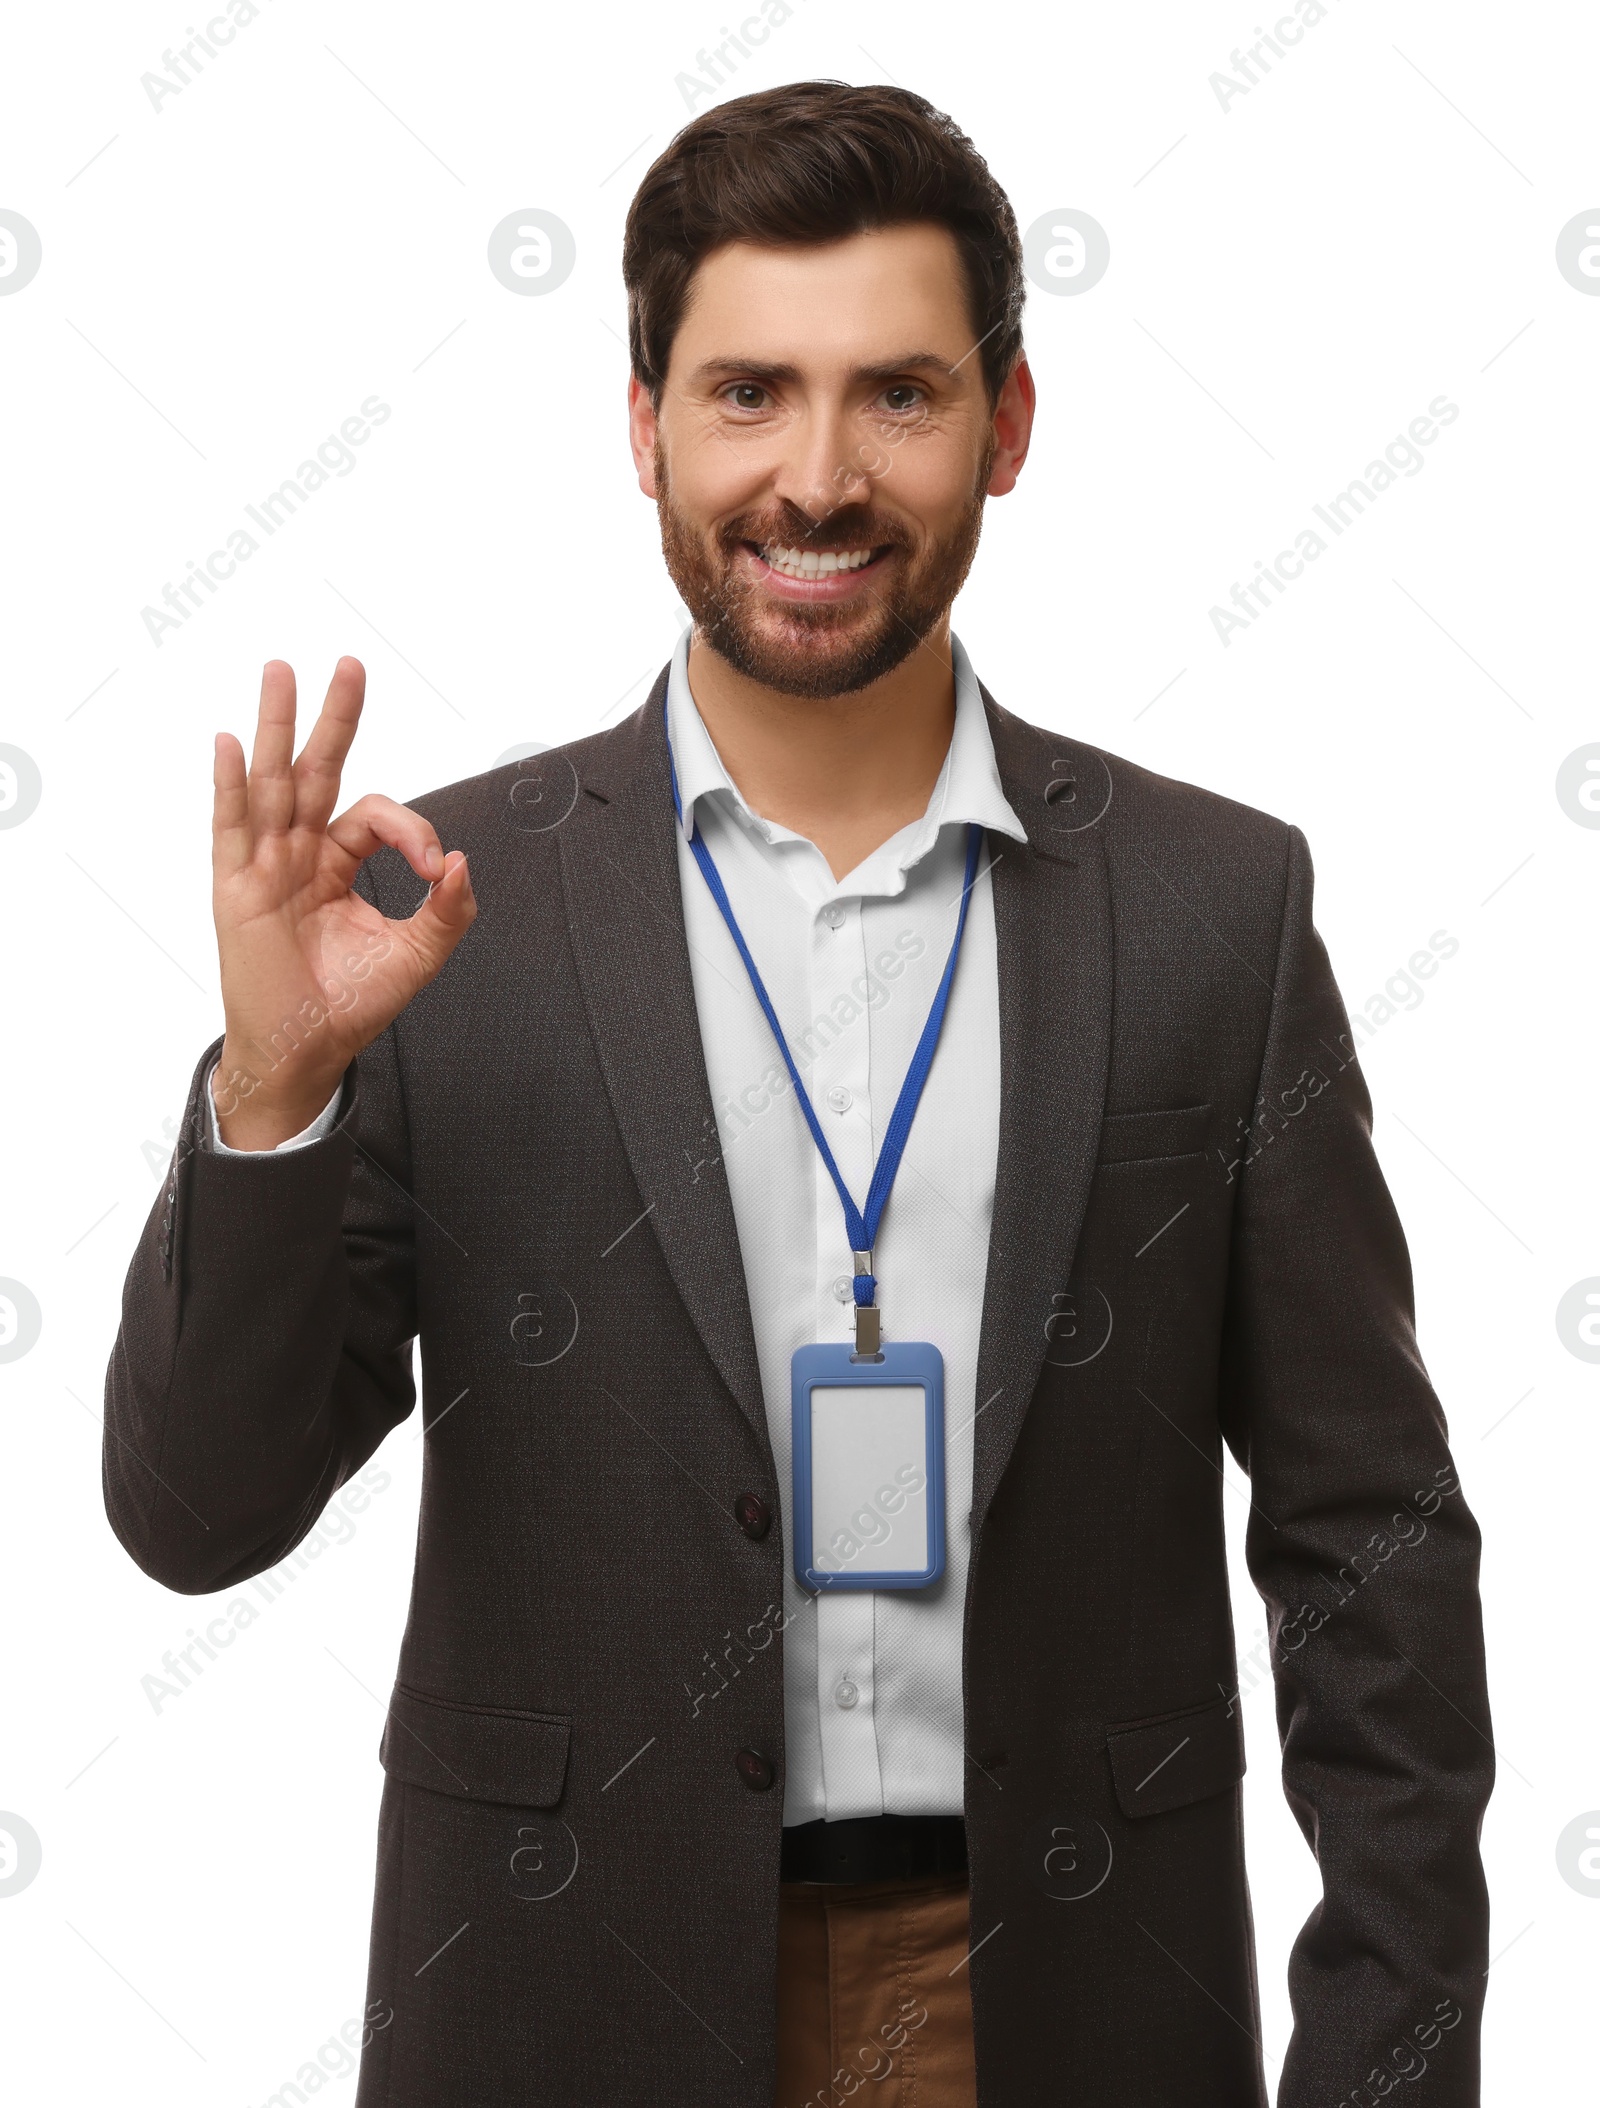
[1,1,1595,2099]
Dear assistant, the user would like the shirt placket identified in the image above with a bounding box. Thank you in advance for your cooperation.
[806,884,883,1814]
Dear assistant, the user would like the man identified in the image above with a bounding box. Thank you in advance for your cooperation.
[104,80,1493,2108]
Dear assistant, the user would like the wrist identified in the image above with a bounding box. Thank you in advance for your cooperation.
[212,1038,346,1151]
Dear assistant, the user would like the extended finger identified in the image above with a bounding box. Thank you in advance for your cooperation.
[212,730,251,876]
[247,660,300,836]
[326,793,447,884]
[292,657,367,834]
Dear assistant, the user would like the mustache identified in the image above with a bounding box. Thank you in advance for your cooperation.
[715,504,914,556]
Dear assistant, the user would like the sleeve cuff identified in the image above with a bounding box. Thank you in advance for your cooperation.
[203,1060,344,1155]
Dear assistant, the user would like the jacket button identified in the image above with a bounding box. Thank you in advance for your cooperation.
[734,1493,772,1541]
[735,1748,774,1791]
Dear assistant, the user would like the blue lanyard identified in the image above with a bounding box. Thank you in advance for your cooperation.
[665,697,983,1313]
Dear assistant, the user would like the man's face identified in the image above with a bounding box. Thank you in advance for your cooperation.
[629,223,1033,699]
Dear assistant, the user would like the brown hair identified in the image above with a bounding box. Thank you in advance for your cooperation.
[623,80,1024,406]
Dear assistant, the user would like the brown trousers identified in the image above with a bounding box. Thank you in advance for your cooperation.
[774,1873,978,2108]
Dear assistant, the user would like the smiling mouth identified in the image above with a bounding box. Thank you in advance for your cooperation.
[751,540,893,580]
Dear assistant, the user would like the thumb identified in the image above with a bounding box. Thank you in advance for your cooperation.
[398,851,477,981]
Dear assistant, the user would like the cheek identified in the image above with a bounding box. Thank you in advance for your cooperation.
[665,432,777,532]
[872,425,984,528]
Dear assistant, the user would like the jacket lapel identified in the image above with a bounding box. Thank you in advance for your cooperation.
[970,693,1114,1527]
[555,671,1114,1504]
[557,670,771,1455]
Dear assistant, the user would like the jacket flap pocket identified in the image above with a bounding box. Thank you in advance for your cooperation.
[1105,1694,1244,1817]
[1097,1102,1211,1164]
[380,1684,571,1807]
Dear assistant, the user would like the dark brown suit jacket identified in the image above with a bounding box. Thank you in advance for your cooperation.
[104,672,1492,2105]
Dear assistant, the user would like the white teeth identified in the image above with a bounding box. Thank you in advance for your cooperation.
[760,544,876,578]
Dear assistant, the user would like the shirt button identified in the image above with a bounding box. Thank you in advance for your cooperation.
[733,1493,772,1541]
[826,1085,852,1114]
[832,1274,854,1303]
[822,903,847,929]
[834,1678,859,1711]
[735,1748,774,1791]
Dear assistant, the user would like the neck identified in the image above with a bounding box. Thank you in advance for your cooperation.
[684,619,958,882]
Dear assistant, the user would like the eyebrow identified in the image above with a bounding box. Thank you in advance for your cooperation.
[684,351,965,387]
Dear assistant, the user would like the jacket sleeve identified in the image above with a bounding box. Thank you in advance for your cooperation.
[1217,824,1492,2108]
[102,992,417,1597]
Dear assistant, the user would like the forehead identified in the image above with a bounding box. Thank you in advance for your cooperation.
[670,223,973,373]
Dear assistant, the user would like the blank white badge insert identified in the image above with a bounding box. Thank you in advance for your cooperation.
[808,1383,929,1578]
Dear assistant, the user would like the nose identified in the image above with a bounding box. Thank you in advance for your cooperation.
[770,396,873,530]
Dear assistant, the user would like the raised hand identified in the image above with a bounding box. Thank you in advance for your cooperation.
[210,656,476,1149]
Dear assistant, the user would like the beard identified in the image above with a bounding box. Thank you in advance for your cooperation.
[655,443,992,700]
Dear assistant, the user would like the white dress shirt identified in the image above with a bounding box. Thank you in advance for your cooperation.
[208,628,1025,1825]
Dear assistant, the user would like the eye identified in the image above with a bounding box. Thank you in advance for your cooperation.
[878,383,924,413]
[724,383,769,411]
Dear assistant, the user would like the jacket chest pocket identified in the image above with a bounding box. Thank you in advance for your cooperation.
[1096,1101,1211,1166]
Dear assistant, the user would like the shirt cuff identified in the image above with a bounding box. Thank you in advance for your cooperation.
[203,1059,343,1155]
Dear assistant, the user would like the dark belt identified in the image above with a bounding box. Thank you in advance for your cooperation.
[780,1813,967,1885]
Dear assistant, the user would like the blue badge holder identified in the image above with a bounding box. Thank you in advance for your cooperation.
[791,1340,946,1592]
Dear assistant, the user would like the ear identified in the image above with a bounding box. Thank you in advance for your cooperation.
[628,375,660,498]
[986,356,1036,498]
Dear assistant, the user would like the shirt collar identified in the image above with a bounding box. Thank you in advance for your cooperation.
[664,627,1027,881]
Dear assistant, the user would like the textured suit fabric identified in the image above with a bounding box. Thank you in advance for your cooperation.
[103,671,1493,2106]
